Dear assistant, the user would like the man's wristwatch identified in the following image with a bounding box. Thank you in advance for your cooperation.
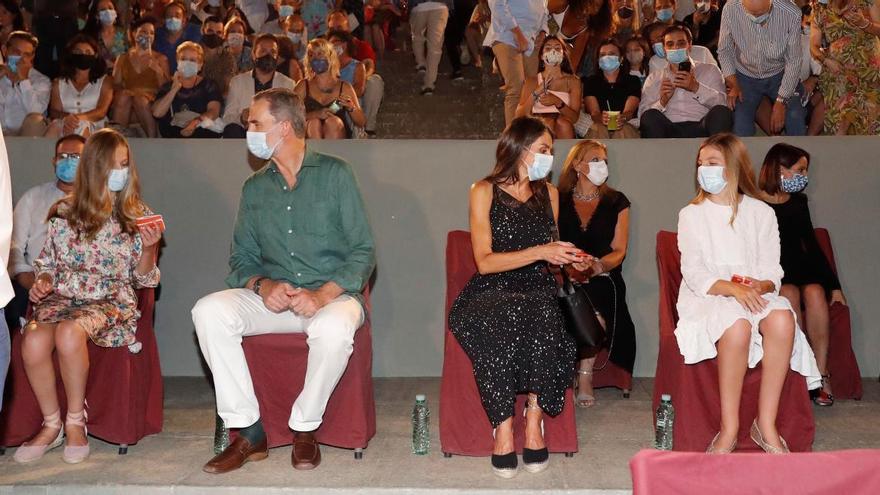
[252,277,267,296]
[775,96,787,105]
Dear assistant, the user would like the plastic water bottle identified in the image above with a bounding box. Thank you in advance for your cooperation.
[653,394,675,450]
[213,411,229,454]
[412,394,430,455]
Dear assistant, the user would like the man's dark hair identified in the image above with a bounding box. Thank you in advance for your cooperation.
[203,15,225,29]
[254,88,306,138]
[6,30,38,50]
[54,134,87,155]
[662,23,693,43]
[252,33,280,54]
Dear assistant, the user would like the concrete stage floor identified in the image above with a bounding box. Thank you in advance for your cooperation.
[1,377,878,494]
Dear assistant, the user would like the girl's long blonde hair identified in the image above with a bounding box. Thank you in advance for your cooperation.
[50,129,147,239]
[558,139,613,196]
[691,133,761,224]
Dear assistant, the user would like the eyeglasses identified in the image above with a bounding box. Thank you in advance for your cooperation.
[56,153,81,160]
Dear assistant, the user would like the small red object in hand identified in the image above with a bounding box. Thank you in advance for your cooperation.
[731,274,753,286]
[136,214,165,232]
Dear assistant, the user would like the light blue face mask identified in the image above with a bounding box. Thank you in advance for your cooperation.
[165,17,183,32]
[525,150,554,181]
[652,42,665,58]
[246,124,283,160]
[598,55,621,72]
[697,165,727,194]
[108,168,129,192]
[279,5,296,17]
[656,8,674,22]
[780,173,808,193]
[747,4,772,24]
[178,60,200,78]
[5,54,21,74]
[98,9,117,26]
[666,48,689,65]
[55,156,79,183]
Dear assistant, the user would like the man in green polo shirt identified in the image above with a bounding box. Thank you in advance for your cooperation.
[192,88,375,474]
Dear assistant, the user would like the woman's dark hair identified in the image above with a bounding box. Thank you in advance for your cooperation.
[485,117,553,202]
[641,21,666,42]
[759,143,811,195]
[226,7,255,34]
[625,35,651,75]
[59,34,107,83]
[327,29,356,57]
[131,15,159,34]
[537,36,574,74]
[83,0,121,38]
[594,38,629,76]
[0,0,26,31]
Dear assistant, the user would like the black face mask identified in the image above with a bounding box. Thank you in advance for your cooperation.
[70,53,96,71]
[617,6,634,19]
[202,33,223,49]
[254,54,278,73]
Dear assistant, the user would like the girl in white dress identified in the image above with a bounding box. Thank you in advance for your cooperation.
[675,134,821,454]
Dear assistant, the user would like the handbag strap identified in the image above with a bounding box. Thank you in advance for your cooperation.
[538,184,576,290]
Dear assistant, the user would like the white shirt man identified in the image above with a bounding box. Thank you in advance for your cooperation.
[0,32,51,136]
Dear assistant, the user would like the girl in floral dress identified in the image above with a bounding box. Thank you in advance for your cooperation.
[811,0,880,135]
[13,129,162,465]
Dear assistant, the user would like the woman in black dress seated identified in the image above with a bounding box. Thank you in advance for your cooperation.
[557,139,636,407]
[449,117,579,478]
[759,143,846,406]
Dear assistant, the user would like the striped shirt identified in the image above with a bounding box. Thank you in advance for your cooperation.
[717,0,803,100]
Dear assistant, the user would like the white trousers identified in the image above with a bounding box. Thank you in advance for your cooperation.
[192,289,364,432]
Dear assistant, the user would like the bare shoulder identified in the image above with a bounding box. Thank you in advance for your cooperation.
[471,180,493,197]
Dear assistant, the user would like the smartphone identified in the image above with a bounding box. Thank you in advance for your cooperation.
[678,60,692,72]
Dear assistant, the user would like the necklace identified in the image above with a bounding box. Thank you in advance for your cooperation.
[573,188,600,202]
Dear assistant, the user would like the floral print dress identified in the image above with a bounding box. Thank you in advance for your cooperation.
[815,0,880,135]
[30,203,160,353]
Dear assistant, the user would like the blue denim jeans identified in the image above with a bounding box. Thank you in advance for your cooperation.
[733,71,806,137]
[0,309,8,412]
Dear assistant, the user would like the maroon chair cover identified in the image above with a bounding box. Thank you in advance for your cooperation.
[235,289,376,451]
[812,228,862,400]
[652,231,815,452]
[439,230,578,456]
[592,348,633,395]
[0,288,163,450]
[630,448,880,495]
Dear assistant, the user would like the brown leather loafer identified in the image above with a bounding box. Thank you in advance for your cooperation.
[291,431,321,470]
[203,435,269,474]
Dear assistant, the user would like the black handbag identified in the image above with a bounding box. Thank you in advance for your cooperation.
[541,192,606,348]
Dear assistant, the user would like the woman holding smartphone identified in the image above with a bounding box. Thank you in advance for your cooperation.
[14,129,161,465]
[675,133,820,455]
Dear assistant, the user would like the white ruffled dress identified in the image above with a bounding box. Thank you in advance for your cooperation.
[674,195,821,390]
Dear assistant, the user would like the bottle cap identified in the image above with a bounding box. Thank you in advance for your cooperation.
[661,394,671,401]
[416,394,426,402]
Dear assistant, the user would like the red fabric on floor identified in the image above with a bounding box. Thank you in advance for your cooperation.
[236,289,376,450]
[630,448,880,495]
[439,230,578,456]
[812,228,862,400]
[0,289,163,447]
[653,231,815,452]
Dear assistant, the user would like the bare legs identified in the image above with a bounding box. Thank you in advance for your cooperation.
[780,283,831,395]
[21,321,90,448]
[306,116,346,139]
[492,393,545,454]
[112,92,158,138]
[715,310,794,452]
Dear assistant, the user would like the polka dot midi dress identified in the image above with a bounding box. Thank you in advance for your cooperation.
[449,183,576,427]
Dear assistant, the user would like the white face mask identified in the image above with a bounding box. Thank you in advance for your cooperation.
[108,168,129,192]
[585,160,609,186]
[525,150,554,181]
[697,165,727,194]
[542,49,564,66]
[246,124,283,159]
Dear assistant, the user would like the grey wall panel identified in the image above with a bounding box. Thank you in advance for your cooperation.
[6,136,879,378]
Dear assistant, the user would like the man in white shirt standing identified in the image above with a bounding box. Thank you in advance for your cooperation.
[0,32,51,137]
[638,25,732,138]
[6,135,83,331]
[0,127,14,410]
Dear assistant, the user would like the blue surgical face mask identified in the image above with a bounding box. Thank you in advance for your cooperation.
[55,156,79,183]
[698,165,727,194]
[287,31,302,44]
[598,55,621,72]
[166,17,183,32]
[108,168,129,192]
[525,150,554,181]
[310,58,329,74]
[98,9,117,26]
[780,173,808,193]
[747,4,772,24]
[6,54,21,74]
[178,60,200,78]
[802,25,811,36]
[652,42,665,58]
[656,7,674,22]
[666,48,689,64]
[279,4,295,17]
[246,124,284,159]
[817,0,828,4]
